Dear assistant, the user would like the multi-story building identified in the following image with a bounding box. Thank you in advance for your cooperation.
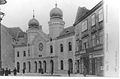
[14,4,76,74]
[1,25,22,70]
[74,1,104,76]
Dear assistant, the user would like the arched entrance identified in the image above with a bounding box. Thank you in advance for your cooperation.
[34,61,37,73]
[39,61,42,69]
[43,61,46,73]
[28,61,31,72]
[39,61,42,73]
[68,59,73,73]
[17,62,20,73]
[50,60,54,74]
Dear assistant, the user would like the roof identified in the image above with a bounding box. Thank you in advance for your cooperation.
[73,1,103,26]
[57,26,75,39]
[17,32,27,38]
[75,7,89,23]
[7,27,23,39]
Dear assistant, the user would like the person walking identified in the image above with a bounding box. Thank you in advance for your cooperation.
[8,69,11,75]
[5,68,9,76]
[23,68,25,74]
[68,70,70,77]
[83,67,87,77]
[13,68,17,76]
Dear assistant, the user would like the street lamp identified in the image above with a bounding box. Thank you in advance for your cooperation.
[0,10,5,76]
[0,0,7,75]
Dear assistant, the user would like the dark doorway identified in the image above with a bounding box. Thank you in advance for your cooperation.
[50,60,54,74]
[17,62,20,73]
[28,61,31,72]
[43,61,46,73]
[34,61,37,73]
[68,59,73,73]
[92,58,96,75]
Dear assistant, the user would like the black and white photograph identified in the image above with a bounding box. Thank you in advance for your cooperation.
[0,0,119,77]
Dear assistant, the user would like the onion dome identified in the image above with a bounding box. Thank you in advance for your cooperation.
[50,3,63,19]
[28,10,40,29]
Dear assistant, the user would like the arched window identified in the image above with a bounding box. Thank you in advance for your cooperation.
[17,51,19,57]
[50,45,53,53]
[60,44,63,52]
[17,62,20,72]
[61,60,64,70]
[68,42,72,51]
[23,51,26,57]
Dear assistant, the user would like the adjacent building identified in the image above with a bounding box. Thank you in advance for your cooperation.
[1,25,22,70]
[74,1,104,76]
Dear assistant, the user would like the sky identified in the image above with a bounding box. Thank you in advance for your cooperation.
[1,0,101,34]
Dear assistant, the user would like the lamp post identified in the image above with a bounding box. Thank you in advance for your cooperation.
[0,10,5,76]
[0,0,7,76]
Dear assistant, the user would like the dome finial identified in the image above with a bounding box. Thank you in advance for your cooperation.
[33,10,35,18]
[55,1,57,7]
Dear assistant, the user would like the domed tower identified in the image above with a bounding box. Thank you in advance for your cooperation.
[48,3,65,39]
[28,13,42,30]
[27,11,42,43]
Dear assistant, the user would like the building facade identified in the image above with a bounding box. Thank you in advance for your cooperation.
[74,1,104,76]
[1,25,23,70]
[14,4,76,74]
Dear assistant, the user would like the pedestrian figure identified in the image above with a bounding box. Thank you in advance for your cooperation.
[23,69,25,74]
[5,68,9,76]
[51,71,53,75]
[41,68,43,74]
[39,68,41,73]
[13,68,17,76]
[83,67,87,77]
[8,69,11,75]
[0,68,4,76]
[68,70,70,77]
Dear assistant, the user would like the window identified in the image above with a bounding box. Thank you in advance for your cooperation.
[92,14,95,26]
[17,51,19,57]
[61,60,64,70]
[50,45,53,53]
[28,49,30,56]
[98,9,103,22]
[82,39,88,50]
[23,51,26,57]
[68,42,72,51]
[92,34,96,47]
[82,20,87,32]
[60,44,63,52]
[99,31,104,44]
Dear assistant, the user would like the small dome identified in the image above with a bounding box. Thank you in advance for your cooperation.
[50,4,63,19]
[28,18,39,26]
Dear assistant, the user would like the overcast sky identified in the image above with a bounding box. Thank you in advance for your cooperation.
[1,0,101,34]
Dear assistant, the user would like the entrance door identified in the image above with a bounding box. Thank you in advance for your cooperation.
[34,61,37,73]
[43,61,46,73]
[68,59,73,73]
[92,58,95,75]
[50,60,54,74]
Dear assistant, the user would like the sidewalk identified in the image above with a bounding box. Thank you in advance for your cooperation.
[9,73,98,77]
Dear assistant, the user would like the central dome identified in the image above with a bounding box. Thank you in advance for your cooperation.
[28,15,40,29]
[50,4,63,19]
